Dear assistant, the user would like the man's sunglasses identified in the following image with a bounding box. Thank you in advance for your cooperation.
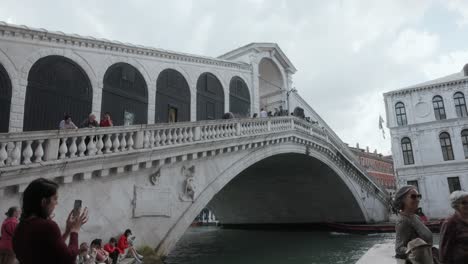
[410,194,422,200]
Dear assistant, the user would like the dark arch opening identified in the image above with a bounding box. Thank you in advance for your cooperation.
[102,63,148,126]
[24,55,92,131]
[207,153,365,225]
[156,69,191,123]
[229,76,250,118]
[0,63,12,132]
[196,73,224,121]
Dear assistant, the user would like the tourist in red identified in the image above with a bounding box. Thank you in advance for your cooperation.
[12,178,89,264]
[100,112,113,127]
[0,207,20,264]
[104,237,122,264]
[118,229,143,263]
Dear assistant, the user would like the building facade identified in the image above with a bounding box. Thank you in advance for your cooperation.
[349,145,396,195]
[384,65,468,218]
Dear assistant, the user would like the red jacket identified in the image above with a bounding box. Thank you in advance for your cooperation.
[13,217,79,264]
[117,235,129,252]
[104,243,123,254]
[0,217,18,251]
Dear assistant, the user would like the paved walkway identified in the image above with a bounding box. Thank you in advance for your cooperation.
[356,243,405,264]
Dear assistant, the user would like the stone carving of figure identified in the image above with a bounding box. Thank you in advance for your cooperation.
[182,165,196,200]
[149,168,161,185]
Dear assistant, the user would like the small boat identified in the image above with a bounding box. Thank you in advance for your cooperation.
[325,221,441,234]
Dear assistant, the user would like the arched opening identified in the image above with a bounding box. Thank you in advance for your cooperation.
[229,76,250,117]
[156,69,191,123]
[207,153,365,225]
[196,73,224,120]
[0,63,11,132]
[102,63,148,126]
[258,58,284,112]
[24,56,92,131]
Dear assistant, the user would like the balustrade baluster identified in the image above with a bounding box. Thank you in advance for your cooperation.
[149,131,155,147]
[143,131,150,148]
[0,142,7,167]
[22,140,33,164]
[167,129,174,145]
[104,135,112,154]
[154,130,161,146]
[34,140,45,162]
[69,137,77,157]
[113,133,121,152]
[10,142,21,166]
[128,132,134,150]
[78,136,86,157]
[59,138,68,159]
[179,128,185,143]
[161,130,167,146]
[87,136,97,156]
[188,127,194,142]
[120,132,127,151]
[96,135,104,154]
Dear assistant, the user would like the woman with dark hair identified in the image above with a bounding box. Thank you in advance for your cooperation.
[12,178,88,264]
[104,237,122,264]
[90,239,110,264]
[394,186,438,263]
[118,229,143,263]
[0,207,20,264]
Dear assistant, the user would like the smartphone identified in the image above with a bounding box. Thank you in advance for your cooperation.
[73,200,82,217]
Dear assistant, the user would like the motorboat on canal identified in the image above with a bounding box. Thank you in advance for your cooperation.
[325,220,442,234]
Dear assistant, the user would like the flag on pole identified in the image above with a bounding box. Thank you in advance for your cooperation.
[379,115,386,139]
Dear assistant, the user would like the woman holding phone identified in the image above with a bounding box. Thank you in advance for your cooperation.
[12,178,89,264]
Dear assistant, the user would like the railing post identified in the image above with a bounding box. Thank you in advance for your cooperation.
[134,130,144,149]
[291,118,295,130]
[194,126,201,141]
[236,122,241,136]
[267,120,271,132]
[43,138,60,161]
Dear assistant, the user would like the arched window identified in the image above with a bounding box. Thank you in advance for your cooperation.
[0,63,12,133]
[229,77,250,117]
[439,132,455,161]
[196,73,224,120]
[432,95,446,120]
[395,102,407,126]
[155,69,191,123]
[454,92,468,118]
[24,56,92,131]
[401,137,414,165]
[461,129,468,159]
[102,63,148,126]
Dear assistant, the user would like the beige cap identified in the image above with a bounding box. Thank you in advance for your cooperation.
[405,238,431,254]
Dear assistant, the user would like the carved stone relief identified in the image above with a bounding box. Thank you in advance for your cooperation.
[179,165,196,202]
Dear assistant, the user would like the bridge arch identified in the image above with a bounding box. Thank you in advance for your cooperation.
[156,142,370,256]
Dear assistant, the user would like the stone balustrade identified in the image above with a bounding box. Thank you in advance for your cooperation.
[0,117,388,203]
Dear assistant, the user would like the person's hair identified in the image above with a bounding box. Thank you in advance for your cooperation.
[124,229,132,237]
[91,239,102,247]
[109,237,117,243]
[450,191,468,210]
[393,186,416,212]
[105,112,111,116]
[5,206,18,217]
[20,178,58,221]
[64,114,71,120]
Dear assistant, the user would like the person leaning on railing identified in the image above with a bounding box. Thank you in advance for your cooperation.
[439,191,468,263]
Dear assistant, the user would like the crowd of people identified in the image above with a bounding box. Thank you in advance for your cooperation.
[59,112,113,130]
[0,178,143,264]
[393,185,468,263]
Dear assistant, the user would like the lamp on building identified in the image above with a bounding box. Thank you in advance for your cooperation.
[286,87,297,113]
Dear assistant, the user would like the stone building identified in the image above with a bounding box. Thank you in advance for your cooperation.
[384,65,468,218]
[349,144,396,195]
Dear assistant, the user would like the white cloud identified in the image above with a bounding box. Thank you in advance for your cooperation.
[447,0,468,26]
[387,29,439,64]
[423,49,468,78]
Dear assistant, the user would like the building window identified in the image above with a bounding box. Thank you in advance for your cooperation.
[454,92,468,117]
[395,102,407,126]
[407,180,419,192]
[447,177,462,193]
[432,95,446,120]
[462,129,468,159]
[440,132,455,161]
[401,137,414,165]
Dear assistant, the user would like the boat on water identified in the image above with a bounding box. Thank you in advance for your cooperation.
[325,221,442,234]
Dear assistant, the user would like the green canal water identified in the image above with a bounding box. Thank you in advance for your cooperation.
[165,227,398,264]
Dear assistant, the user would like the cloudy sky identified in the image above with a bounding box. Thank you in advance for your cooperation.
[2,0,468,154]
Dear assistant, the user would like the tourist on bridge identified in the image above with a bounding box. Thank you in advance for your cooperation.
[12,178,89,264]
[439,191,468,263]
[117,229,143,263]
[100,112,114,127]
[59,114,78,129]
[393,185,439,264]
[81,113,99,128]
[0,207,20,264]
[260,108,268,118]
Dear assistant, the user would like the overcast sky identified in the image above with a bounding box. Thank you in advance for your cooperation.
[2,0,468,154]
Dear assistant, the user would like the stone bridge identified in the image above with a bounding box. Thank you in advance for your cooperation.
[0,116,390,256]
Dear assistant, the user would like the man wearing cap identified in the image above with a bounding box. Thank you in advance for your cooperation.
[439,190,468,263]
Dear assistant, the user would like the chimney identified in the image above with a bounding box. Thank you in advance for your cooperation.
[356,143,360,149]
[366,146,369,153]
[464,63,468,76]
[374,149,377,154]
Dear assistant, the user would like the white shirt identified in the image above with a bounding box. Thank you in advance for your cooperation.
[260,111,268,118]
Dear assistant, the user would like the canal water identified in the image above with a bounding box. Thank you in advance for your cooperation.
[165,227,397,264]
